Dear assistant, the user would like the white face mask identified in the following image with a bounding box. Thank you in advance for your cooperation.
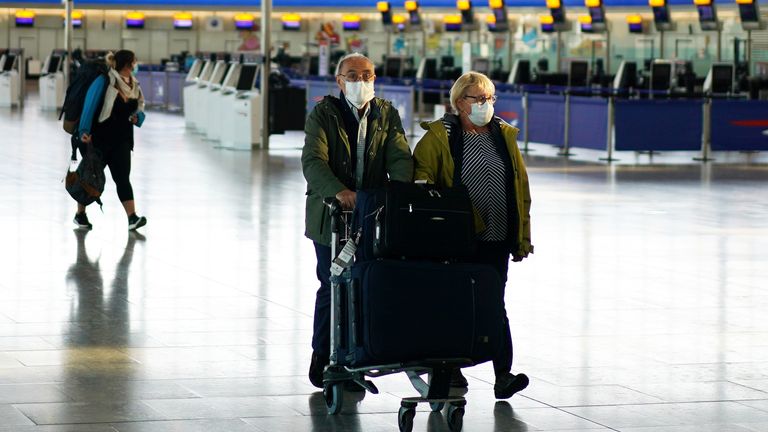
[344,80,375,110]
[467,102,494,126]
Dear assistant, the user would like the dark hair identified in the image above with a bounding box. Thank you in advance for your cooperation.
[114,50,136,71]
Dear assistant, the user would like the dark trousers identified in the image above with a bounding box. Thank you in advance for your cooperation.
[469,241,514,376]
[79,138,134,202]
[312,242,333,357]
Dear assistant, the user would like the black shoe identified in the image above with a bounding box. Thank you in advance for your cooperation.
[73,212,92,230]
[309,351,328,389]
[494,373,529,399]
[128,214,147,231]
[450,369,469,388]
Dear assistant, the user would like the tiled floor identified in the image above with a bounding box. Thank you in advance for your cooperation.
[1,92,768,431]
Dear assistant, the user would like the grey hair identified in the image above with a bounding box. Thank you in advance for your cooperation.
[334,52,373,76]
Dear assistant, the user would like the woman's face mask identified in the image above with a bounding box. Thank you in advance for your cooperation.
[467,101,494,126]
[131,62,138,76]
[344,80,375,110]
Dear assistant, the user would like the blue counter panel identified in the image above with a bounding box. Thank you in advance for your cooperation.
[614,100,702,152]
[378,84,415,135]
[306,80,337,116]
[495,93,524,133]
[711,100,768,152]
[568,97,608,151]
[527,94,565,147]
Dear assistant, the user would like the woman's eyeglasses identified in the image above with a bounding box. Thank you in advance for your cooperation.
[463,94,497,105]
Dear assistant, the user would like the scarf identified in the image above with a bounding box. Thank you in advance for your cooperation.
[98,68,145,123]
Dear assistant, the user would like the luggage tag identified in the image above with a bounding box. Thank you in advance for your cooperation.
[331,230,362,276]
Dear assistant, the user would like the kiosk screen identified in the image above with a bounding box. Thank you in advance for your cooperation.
[236,65,258,91]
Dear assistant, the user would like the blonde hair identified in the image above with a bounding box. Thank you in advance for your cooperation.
[449,71,496,113]
[104,51,116,69]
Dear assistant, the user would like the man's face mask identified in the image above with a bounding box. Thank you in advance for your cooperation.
[344,80,375,110]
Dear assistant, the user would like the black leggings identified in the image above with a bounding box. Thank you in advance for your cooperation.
[79,138,134,203]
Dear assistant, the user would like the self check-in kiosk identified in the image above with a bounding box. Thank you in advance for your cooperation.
[206,62,242,142]
[39,51,66,111]
[0,52,22,108]
[192,60,227,134]
[220,64,261,150]
[184,59,212,129]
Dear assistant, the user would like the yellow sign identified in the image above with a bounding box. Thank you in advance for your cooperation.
[546,0,561,9]
[15,10,35,19]
[126,12,145,20]
[489,0,504,8]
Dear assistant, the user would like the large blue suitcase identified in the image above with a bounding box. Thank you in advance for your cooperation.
[336,259,505,367]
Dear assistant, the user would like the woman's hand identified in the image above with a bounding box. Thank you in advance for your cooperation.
[129,114,138,125]
[80,133,92,144]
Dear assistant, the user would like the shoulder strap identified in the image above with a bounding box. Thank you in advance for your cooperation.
[444,114,463,186]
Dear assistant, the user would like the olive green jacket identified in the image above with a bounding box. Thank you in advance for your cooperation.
[413,117,533,260]
[302,96,414,246]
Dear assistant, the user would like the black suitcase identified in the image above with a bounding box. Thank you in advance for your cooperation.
[354,182,476,261]
[338,259,504,367]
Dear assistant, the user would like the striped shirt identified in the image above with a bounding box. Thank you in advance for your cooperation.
[444,120,508,242]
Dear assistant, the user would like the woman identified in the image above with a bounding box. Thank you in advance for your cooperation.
[74,50,147,231]
[413,71,533,399]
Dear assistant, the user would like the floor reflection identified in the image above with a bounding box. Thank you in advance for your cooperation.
[63,230,145,403]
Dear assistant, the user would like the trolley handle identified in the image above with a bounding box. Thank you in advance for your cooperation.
[324,198,344,235]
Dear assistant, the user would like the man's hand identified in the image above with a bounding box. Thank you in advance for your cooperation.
[80,133,92,144]
[335,189,356,210]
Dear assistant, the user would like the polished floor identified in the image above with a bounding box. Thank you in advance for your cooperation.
[1,92,768,432]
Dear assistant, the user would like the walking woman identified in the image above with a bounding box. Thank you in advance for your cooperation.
[412,71,533,399]
[74,50,147,230]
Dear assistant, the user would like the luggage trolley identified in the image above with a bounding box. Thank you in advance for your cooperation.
[322,198,470,432]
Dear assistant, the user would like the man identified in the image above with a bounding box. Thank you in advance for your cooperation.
[302,53,413,388]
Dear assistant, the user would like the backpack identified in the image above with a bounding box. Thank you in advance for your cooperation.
[65,137,105,208]
[60,59,109,135]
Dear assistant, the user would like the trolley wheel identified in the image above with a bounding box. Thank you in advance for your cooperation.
[324,383,343,415]
[430,402,445,412]
[446,404,465,432]
[398,406,416,432]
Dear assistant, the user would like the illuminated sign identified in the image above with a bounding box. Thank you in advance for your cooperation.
[234,13,255,30]
[15,10,35,27]
[126,12,145,29]
[174,12,193,29]
[342,14,360,31]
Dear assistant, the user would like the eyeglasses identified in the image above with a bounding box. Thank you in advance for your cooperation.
[338,72,375,82]
[463,94,497,105]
